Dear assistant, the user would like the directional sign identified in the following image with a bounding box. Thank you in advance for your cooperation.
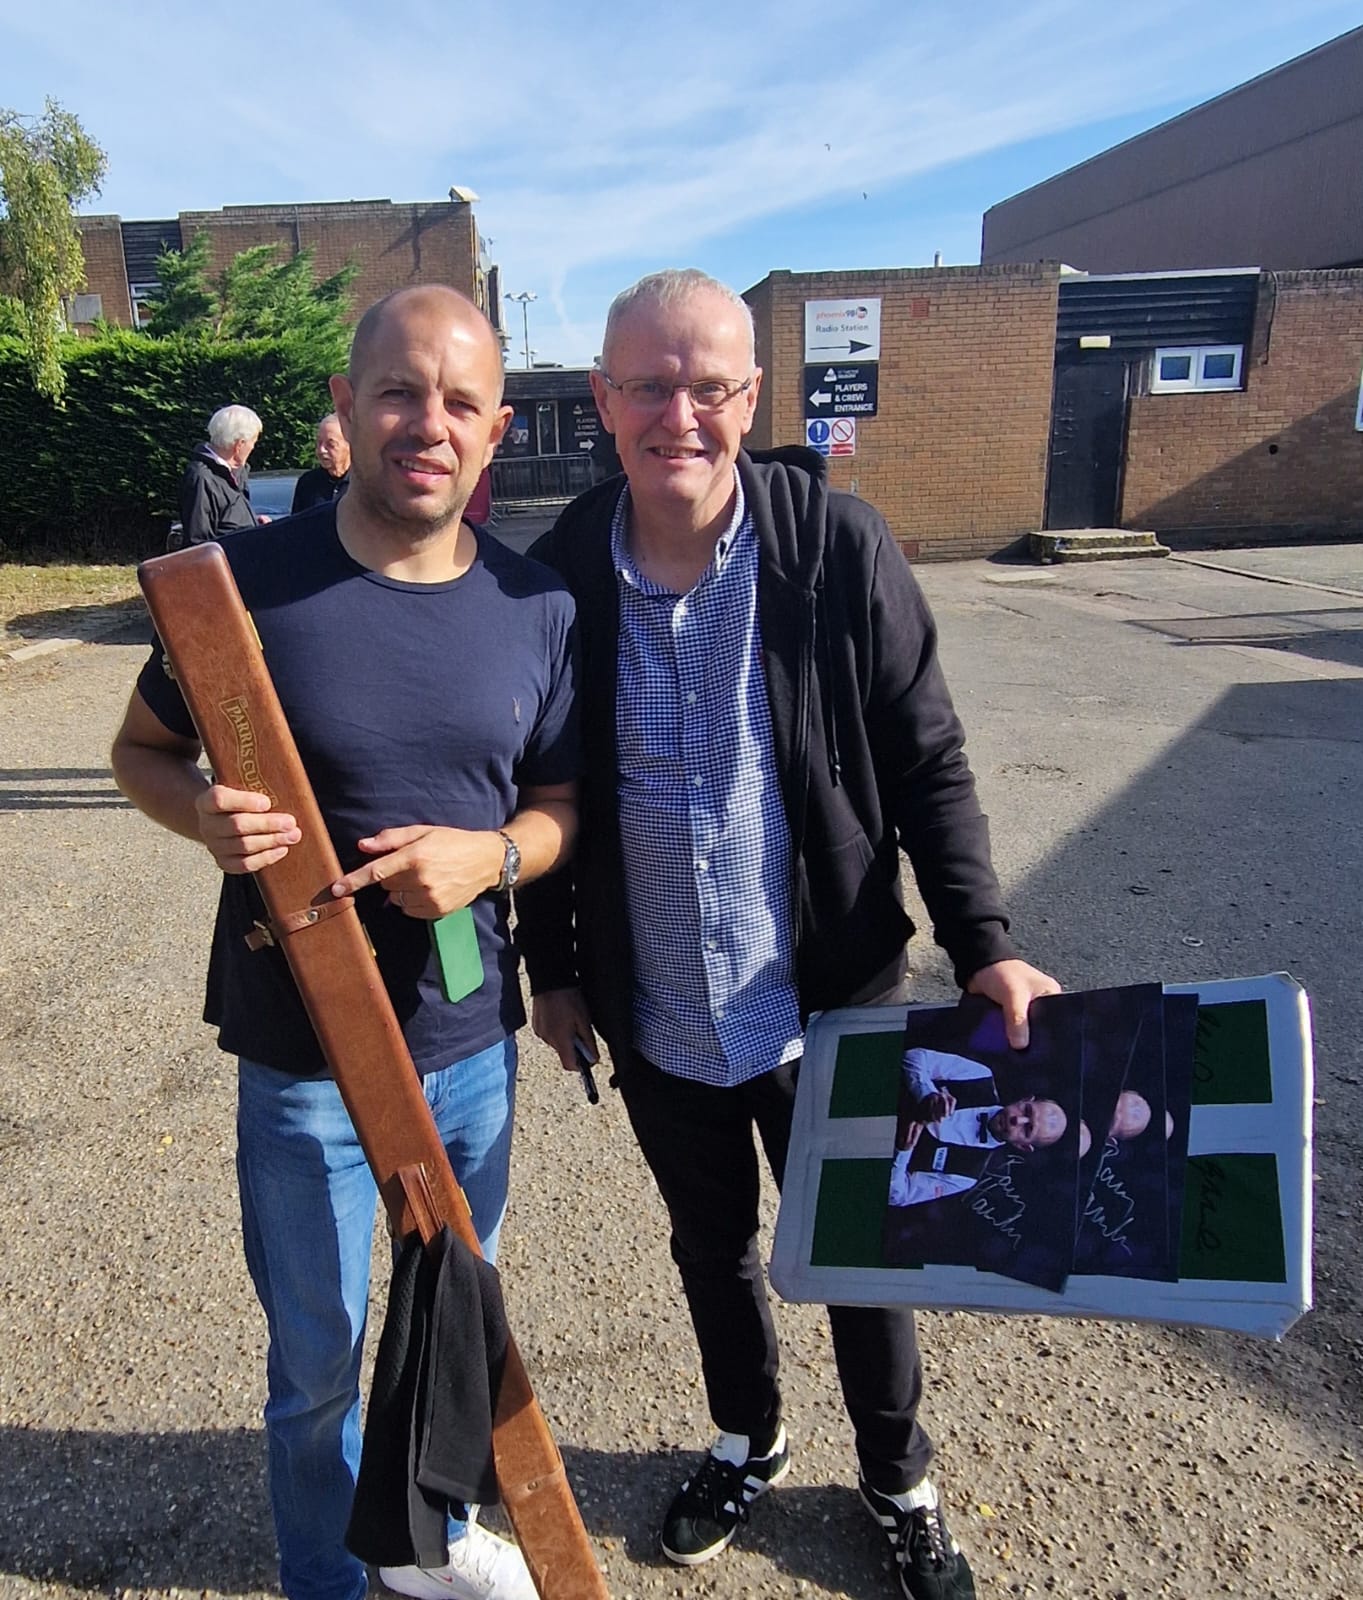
[829,417,856,457]
[803,363,878,418]
[561,398,602,452]
[804,297,881,363]
[806,417,832,455]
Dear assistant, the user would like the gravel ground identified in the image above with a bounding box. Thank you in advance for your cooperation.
[2,549,1361,1600]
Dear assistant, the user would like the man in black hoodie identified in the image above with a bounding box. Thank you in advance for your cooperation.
[178,404,265,544]
[516,268,1059,1600]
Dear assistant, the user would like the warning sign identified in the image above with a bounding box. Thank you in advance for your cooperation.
[806,416,856,457]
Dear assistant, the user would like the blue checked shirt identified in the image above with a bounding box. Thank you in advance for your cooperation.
[611,477,804,1087]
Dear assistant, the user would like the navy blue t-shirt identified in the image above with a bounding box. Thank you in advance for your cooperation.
[137,506,579,1076]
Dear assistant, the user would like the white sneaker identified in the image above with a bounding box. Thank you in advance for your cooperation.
[379,1523,536,1600]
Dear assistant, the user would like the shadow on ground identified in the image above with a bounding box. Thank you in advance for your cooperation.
[1136,606,1363,670]
[0,1429,891,1598]
[0,767,131,812]
[996,666,1362,1447]
[4,598,147,647]
[0,1424,275,1593]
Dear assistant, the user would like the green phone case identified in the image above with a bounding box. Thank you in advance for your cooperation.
[429,907,484,1004]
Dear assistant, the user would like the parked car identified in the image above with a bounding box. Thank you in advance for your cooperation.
[246,471,303,520]
[164,470,303,551]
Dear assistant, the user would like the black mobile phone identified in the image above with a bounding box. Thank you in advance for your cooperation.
[572,1038,600,1105]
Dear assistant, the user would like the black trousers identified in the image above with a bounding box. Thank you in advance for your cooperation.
[618,1051,933,1493]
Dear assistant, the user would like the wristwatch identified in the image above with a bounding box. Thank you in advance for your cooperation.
[495,830,521,894]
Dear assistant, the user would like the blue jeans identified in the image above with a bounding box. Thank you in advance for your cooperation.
[236,1038,518,1600]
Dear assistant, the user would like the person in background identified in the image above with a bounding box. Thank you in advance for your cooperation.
[291,412,352,514]
[179,404,267,544]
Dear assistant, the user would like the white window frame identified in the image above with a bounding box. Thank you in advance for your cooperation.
[130,284,160,329]
[1151,344,1243,394]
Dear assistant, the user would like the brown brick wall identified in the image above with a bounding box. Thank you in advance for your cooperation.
[1122,270,1363,536]
[177,200,480,317]
[745,264,1059,558]
[79,200,481,331]
[74,214,132,327]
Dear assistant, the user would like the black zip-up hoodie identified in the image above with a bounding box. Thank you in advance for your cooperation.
[516,446,1017,1077]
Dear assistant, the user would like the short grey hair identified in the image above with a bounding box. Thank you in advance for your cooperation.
[601,268,755,370]
[207,404,263,450]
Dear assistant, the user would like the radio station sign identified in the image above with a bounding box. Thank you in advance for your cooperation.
[803,363,878,418]
[804,296,881,363]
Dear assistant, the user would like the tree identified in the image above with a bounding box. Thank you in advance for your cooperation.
[146,234,356,370]
[143,229,217,334]
[0,98,106,400]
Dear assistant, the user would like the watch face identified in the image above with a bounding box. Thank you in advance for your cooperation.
[500,833,521,891]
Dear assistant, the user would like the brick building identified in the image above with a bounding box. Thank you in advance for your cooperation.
[1120,271,1363,540]
[745,265,1060,559]
[69,194,1361,553]
[72,195,503,339]
[744,263,1363,558]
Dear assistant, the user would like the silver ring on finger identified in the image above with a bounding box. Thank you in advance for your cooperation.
[395,890,406,909]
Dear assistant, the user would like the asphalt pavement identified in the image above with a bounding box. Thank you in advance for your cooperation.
[2,541,1360,1600]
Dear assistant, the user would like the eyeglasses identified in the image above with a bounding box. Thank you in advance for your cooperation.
[600,374,753,411]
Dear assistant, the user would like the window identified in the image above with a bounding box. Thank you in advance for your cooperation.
[130,284,160,329]
[1151,345,1243,393]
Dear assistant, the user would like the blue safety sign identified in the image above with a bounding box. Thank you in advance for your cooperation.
[806,417,832,454]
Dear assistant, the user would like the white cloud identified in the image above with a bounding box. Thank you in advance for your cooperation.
[2,0,1357,361]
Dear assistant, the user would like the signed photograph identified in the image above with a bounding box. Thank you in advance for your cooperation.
[1074,984,1179,1280]
[882,994,1086,1290]
[883,984,1199,1292]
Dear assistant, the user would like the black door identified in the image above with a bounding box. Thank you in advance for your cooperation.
[1044,359,1128,529]
[535,400,560,456]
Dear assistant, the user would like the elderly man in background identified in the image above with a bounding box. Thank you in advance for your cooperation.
[291,412,351,514]
[178,403,267,544]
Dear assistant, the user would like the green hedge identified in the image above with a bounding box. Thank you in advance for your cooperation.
[0,328,341,559]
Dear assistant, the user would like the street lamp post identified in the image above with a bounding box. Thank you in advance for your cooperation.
[504,290,537,370]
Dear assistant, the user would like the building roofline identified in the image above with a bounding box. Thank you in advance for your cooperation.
[1073,266,1262,282]
[986,24,1363,214]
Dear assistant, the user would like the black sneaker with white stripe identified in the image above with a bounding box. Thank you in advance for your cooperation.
[859,1476,977,1600]
[660,1426,791,1565]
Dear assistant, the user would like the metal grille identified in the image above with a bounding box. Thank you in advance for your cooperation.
[1056,271,1259,356]
[490,453,594,504]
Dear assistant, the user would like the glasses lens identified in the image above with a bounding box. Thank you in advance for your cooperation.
[688,380,739,408]
[620,380,672,406]
[616,378,746,409]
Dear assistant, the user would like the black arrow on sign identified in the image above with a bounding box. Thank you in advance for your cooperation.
[809,338,874,355]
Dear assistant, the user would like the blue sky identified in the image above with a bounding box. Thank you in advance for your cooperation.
[1,1,1358,367]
